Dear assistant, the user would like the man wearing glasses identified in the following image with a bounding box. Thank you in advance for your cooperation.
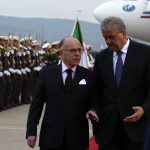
[26,37,94,150]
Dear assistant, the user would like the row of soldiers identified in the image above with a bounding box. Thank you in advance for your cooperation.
[0,36,59,111]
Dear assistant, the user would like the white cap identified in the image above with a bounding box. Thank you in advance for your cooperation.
[20,36,32,42]
[0,36,8,40]
[42,43,51,49]
[32,40,39,46]
[12,36,19,41]
[51,41,60,46]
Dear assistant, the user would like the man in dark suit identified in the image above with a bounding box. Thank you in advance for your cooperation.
[26,37,94,150]
[86,16,150,150]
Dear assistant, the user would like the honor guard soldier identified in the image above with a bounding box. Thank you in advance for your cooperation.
[15,44,24,106]
[20,37,32,104]
[1,36,12,108]
[30,41,41,99]
[0,39,5,111]
[9,36,20,107]
[42,42,59,68]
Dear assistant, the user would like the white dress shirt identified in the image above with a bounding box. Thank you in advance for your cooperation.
[113,39,130,74]
[61,61,77,84]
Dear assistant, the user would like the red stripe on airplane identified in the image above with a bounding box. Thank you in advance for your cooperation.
[141,16,150,18]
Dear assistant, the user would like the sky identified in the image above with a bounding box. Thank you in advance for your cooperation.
[0,0,107,23]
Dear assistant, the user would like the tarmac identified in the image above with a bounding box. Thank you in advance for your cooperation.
[0,104,93,150]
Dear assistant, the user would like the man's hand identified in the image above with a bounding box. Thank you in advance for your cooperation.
[27,136,36,148]
[86,110,99,122]
[123,106,144,123]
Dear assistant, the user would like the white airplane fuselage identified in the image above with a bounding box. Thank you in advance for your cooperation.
[93,0,150,42]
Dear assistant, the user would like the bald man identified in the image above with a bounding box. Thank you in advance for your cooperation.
[26,37,94,150]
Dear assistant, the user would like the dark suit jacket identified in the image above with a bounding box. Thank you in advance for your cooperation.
[92,40,150,144]
[143,123,150,150]
[26,64,94,149]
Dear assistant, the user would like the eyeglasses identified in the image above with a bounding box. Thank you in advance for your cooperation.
[63,48,83,54]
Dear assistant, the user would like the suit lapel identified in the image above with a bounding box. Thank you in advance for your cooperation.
[58,64,83,92]
[56,64,64,90]
[107,50,117,88]
[120,40,137,88]
[72,66,82,89]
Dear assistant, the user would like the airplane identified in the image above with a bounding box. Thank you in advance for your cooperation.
[93,0,150,42]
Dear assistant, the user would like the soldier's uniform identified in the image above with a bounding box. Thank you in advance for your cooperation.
[14,45,23,106]
[42,42,59,68]
[0,45,5,110]
[20,37,32,104]
[30,41,41,100]
[10,36,20,107]
[2,36,12,108]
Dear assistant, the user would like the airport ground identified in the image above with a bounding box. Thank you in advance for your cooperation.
[0,105,93,150]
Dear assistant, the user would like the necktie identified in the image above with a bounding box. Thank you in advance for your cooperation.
[65,69,73,92]
[115,51,123,87]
